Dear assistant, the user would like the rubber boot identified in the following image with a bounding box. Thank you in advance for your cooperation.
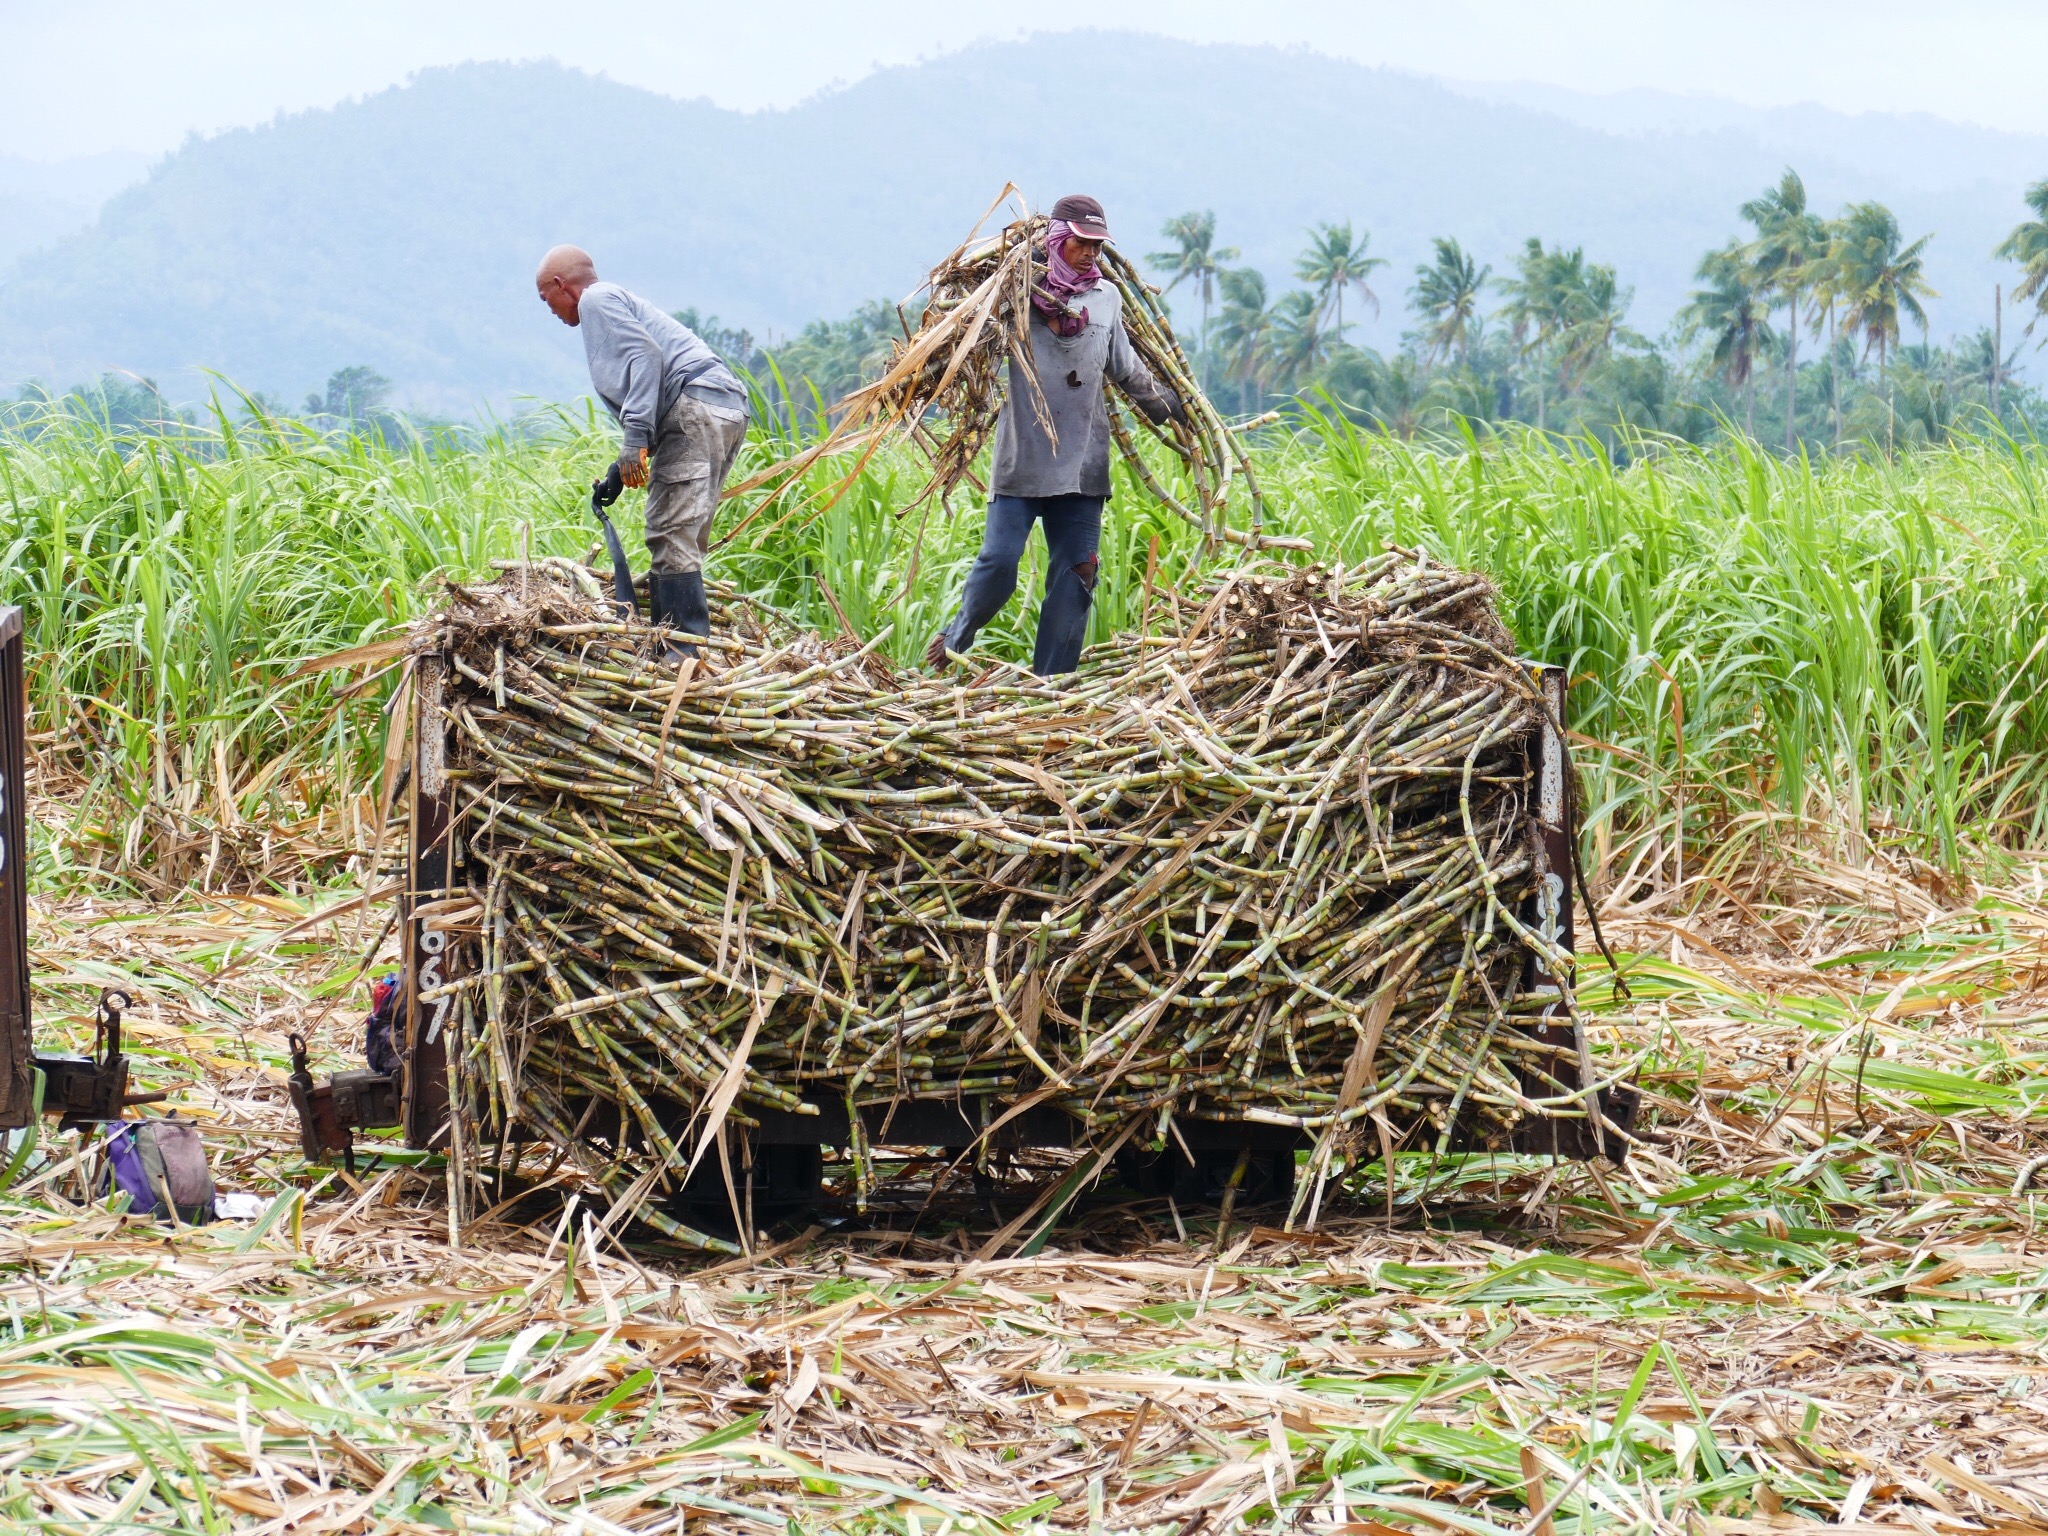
[650,571,709,663]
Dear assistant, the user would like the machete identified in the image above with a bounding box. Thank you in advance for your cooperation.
[589,464,638,619]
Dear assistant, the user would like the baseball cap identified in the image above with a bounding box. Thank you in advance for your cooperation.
[1050,195,1112,241]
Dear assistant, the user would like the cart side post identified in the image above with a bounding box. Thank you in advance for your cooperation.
[1512,663,1634,1160]
[402,653,463,1150]
[0,609,30,1129]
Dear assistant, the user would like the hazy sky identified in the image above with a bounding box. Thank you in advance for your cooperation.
[8,0,2047,162]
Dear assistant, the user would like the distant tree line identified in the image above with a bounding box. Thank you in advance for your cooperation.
[1136,170,2048,453]
[22,174,2048,458]
[0,373,188,435]
[685,173,2048,456]
[4,365,419,441]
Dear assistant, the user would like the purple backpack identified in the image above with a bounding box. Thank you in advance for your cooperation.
[101,1118,216,1224]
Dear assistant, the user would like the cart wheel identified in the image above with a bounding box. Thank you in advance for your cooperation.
[673,1143,823,1232]
[754,1143,824,1217]
[1115,1144,1182,1198]
[1116,1145,1295,1207]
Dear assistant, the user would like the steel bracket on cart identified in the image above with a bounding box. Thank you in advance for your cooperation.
[283,655,462,1167]
[33,988,169,1129]
[287,1034,401,1167]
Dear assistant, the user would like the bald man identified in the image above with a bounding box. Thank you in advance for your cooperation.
[537,245,749,658]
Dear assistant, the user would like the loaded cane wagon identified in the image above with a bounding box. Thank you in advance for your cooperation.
[280,558,1637,1248]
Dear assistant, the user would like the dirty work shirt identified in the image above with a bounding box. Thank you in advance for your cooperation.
[991,277,1175,498]
[577,282,748,453]
[645,392,748,575]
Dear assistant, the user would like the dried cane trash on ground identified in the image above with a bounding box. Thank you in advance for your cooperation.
[6,820,2048,1533]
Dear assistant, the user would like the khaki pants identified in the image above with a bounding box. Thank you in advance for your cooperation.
[646,394,748,574]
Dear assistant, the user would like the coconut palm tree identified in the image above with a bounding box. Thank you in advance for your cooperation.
[1496,238,1582,431]
[1556,261,1640,393]
[1493,240,1643,430]
[1375,354,1429,440]
[1834,201,1937,370]
[1408,237,1491,367]
[1742,169,1826,451]
[1147,211,1239,392]
[1294,223,1387,341]
[1993,180,2048,341]
[1832,201,1936,455]
[1960,325,2021,412]
[1805,217,1854,449]
[1681,243,1776,437]
[1263,290,1330,392]
[1211,268,1273,411]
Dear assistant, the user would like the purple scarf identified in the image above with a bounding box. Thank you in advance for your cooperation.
[1033,218,1098,338]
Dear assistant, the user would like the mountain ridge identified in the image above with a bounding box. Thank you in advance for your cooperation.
[1,33,2036,413]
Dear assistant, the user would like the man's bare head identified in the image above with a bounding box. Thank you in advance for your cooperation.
[536,245,598,326]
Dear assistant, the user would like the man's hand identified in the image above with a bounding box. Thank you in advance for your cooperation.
[618,446,650,489]
[925,631,952,669]
[1142,390,1189,428]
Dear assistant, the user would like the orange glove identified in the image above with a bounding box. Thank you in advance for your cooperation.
[618,446,650,489]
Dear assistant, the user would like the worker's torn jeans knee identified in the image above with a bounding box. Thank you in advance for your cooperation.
[1032,537,1100,678]
[645,396,748,574]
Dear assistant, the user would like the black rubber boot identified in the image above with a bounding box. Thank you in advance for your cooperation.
[650,571,710,663]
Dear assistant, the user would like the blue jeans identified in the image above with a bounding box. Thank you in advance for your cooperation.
[942,494,1103,677]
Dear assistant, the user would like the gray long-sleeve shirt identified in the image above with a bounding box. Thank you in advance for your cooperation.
[577,282,747,452]
[991,278,1175,499]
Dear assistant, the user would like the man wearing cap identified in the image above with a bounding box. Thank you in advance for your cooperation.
[927,194,1185,678]
[535,243,750,660]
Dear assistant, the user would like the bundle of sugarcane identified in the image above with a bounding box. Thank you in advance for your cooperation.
[736,187,1289,551]
[420,554,1600,1238]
